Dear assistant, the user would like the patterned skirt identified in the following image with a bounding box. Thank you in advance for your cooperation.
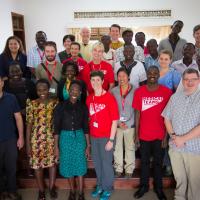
[59,129,87,178]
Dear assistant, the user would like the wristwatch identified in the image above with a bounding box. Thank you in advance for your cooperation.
[109,138,114,143]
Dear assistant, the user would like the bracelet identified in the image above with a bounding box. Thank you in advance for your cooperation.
[109,138,114,143]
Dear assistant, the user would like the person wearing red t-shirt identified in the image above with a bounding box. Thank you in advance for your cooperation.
[132,66,172,200]
[82,42,115,94]
[62,42,87,80]
[86,70,119,200]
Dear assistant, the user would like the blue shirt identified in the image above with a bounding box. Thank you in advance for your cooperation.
[144,55,160,70]
[158,68,181,90]
[0,92,20,141]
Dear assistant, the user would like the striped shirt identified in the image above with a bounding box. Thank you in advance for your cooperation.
[27,45,60,68]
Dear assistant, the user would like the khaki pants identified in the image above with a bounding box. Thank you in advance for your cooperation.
[169,148,200,200]
[114,128,135,174]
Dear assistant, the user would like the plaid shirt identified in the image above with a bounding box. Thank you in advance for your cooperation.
[27,45,60,68]
[162,89,200,154]
[115,45,145,63]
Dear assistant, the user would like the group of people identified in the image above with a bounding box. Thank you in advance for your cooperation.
[0,20,200,200]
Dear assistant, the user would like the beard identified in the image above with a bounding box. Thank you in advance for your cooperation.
[46,55,56,62]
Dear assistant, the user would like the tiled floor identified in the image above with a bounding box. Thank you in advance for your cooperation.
[19,188,174,200]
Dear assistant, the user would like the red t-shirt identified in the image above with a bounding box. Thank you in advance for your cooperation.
[86,92,119,138]
[63,57,87,80]
[82,60,115,94]
[132,85,172,141]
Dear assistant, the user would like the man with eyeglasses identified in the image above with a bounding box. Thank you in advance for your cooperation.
[162,68,200,200]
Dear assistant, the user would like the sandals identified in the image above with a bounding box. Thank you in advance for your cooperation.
[38,191,45,200]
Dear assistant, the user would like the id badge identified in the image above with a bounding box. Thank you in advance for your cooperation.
[93,122,98,128]
[49,88,56,94]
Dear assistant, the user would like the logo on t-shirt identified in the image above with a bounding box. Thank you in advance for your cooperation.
[142,97,163,111]
[89,103,106,115]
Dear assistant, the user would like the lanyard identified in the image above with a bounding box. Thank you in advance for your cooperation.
[45,61,57,81]
[120,85,130,111]
[37,48,45,61]
[92,89,104,121]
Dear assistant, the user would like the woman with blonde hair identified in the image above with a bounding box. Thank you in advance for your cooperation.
[81,42,115,94]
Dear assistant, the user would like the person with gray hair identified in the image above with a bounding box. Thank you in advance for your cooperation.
[79,27,93,62]
[162,68,200,200]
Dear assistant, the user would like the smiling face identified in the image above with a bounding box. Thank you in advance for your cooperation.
[182,72,200,94]
[45,45,56,62]
[110,27,120,41]
[9,65,22,81]
[122,31,133,45]
[63,38,72,50]
[36,82,49,100]
[117,70,129,87]
[171,21,183,34]
[92,46,104,61]
[90,75,103,91]
[69,83,81,103]
[63,65,76,81]
[70,44,80,58]
[8,39,20,54]
[147,67,160,85]
[158,53,171,69]
[183,43,195,59]
[80,27,91,43]
[123,45,135,61]
[36,32,47,49]
[194,29,200,44]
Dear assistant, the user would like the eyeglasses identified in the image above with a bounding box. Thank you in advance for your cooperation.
[183,78,199,82]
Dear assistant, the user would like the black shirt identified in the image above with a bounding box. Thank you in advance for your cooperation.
[53,99,89,135]
[4,79,37,109]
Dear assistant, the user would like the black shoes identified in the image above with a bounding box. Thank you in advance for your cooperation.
[68,191,76,200]
[154,189,167,200]
[134,186,149,199]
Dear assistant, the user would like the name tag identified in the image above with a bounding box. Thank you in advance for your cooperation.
[93,122,98,128]
[49,88,56,94]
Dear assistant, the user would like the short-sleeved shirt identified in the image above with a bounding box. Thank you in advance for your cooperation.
[0,92,20,141]
[115,45,145,63]
[162,89,200,154]
[82,60,115,94]
[171,59,198,75]
[103,48,116,69]
[158,68,181,90]
[114,61,147,89]
[63,57,87,80]
[86,92,119,138]
[132,85,172,141]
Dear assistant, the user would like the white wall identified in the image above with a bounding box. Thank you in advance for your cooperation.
[0,0,25,52]
[1,0,200,52]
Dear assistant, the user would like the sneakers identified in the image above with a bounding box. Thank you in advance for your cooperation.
[100,191,111,200]
[91,186,103,198]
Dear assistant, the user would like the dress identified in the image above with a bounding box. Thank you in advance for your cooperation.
[26,98,58,169]
[54,100,89,178]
